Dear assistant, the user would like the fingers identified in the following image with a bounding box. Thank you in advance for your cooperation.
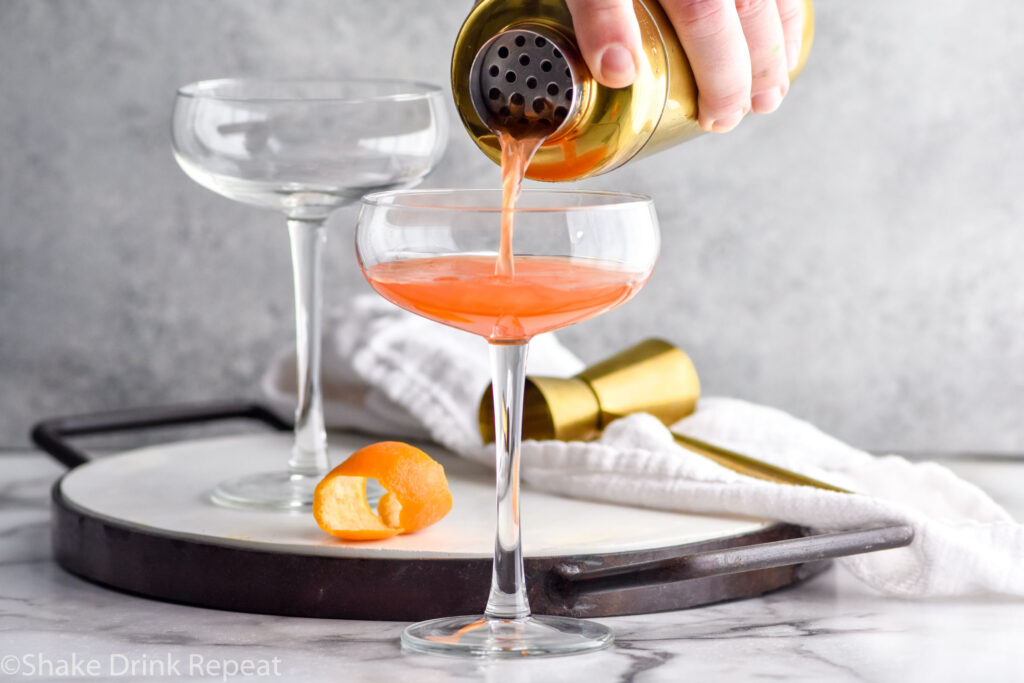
[565,0,644,88]
[736,0,790,114]
[567,0,804,130]
[776,0,805,72]
[662,0,751,132]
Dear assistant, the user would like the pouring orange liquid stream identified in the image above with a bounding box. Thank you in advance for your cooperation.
[365,127,647,342]
[494,129,543,277]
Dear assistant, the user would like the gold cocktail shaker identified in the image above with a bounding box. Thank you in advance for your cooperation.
[452,0,814,181]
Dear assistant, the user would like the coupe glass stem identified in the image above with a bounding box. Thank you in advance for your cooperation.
[484,342,531,621]
[286,218,329,478]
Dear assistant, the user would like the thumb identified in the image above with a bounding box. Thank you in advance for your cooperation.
[565,0,644,88]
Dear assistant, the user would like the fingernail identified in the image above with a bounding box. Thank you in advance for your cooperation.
[598,44,637,87]
[751,87,784,114]
[706,109,745,133]
[786,40,800,71]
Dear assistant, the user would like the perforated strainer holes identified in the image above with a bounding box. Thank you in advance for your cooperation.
[473,28,578,135]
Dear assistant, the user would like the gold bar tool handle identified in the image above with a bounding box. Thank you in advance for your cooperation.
[671,432,851,494]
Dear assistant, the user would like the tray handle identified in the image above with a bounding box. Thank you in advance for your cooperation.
[31,400,291,469]
[550,524,914,605]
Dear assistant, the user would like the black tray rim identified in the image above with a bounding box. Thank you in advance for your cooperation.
[52,475,828,621]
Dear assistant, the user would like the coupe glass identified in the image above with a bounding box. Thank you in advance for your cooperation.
[172,79,447,511]
[355,189,659,658]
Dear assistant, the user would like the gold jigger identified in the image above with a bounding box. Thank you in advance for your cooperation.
[479,339,849,493]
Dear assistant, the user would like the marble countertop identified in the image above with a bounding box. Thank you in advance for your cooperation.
[2,451,1021,682]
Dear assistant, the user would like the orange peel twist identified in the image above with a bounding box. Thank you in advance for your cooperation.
[313,441,453,541]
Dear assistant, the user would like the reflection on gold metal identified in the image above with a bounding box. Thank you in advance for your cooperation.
[479,338,850,494]
[453,0,814,181]
[578,339,699,430]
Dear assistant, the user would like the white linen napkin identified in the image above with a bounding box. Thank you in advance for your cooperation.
[263,295,1024,598]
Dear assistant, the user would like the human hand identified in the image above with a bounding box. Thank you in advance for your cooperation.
[565,0,805,132]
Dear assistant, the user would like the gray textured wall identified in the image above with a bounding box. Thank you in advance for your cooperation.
[2,1,1023,453]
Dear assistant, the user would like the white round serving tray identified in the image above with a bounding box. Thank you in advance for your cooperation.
[60,432,772,559]
[52,431,820,620]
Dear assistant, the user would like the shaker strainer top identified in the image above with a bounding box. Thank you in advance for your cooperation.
[469,28,583,137]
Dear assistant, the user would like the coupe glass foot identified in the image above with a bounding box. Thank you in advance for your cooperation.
[210,471,321,511]
[211,471,385,511]
[401,615,613,658]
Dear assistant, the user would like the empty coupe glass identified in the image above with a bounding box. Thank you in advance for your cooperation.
[172,79,447,510]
